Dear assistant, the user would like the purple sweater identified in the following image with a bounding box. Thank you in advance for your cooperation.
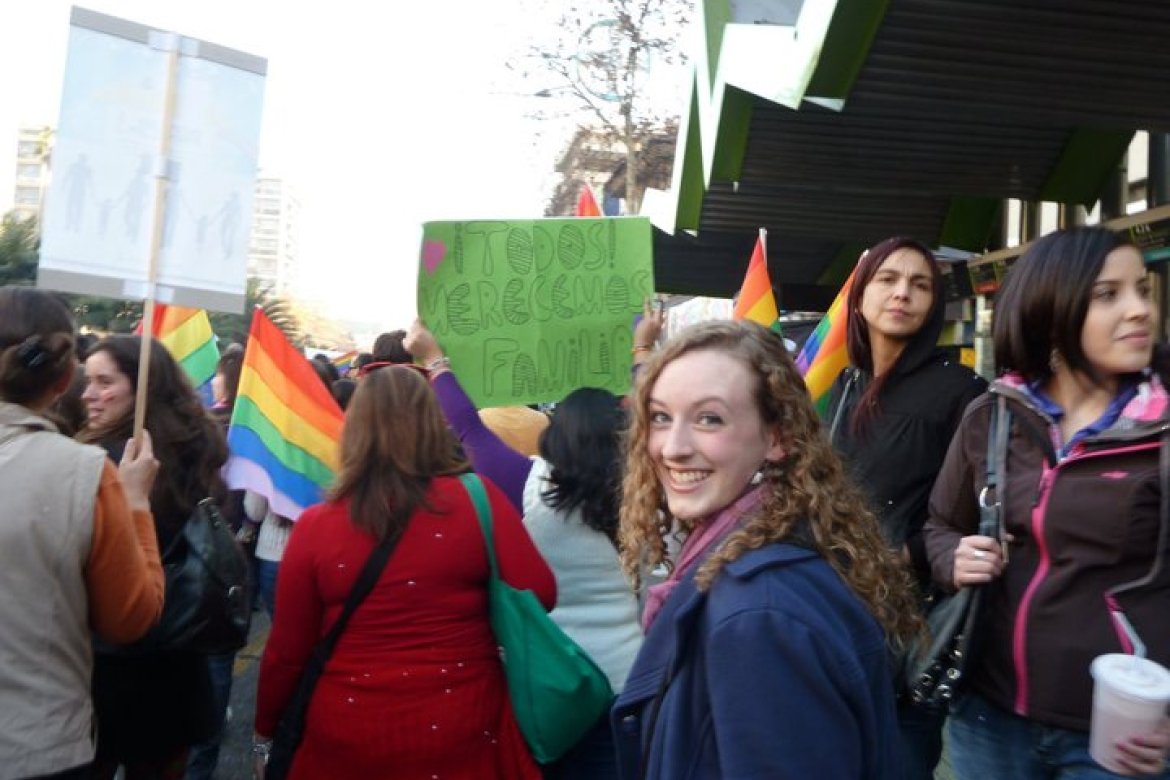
[432,371,534,511]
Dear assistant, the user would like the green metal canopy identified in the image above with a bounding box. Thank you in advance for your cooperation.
[651,0,1169,306]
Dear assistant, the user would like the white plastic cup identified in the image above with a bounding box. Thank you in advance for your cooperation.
[1089,654,1170,773]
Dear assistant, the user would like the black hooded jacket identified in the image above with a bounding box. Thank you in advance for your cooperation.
[824,307,986,592]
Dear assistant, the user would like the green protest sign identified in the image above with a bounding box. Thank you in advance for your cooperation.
[417,217,655,407]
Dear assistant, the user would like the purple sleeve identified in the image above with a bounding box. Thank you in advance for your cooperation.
[431,371,533,511]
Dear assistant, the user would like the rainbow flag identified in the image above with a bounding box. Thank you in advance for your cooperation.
[795,269,857,415]
[576,185,602,217]
[142,303,219,403]
[225,309,344,520]
[732,231,781,332]
[331,350,358,375]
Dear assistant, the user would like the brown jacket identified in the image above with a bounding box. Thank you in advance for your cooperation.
[924,378,1170,731]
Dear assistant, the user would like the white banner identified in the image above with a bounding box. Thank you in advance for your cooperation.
[38,7,266,314]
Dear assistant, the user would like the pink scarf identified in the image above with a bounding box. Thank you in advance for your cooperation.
[641,485,766,630]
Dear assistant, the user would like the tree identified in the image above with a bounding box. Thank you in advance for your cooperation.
[208,278,302,348]
[71,296,143,333]
[0,212,40,286]
[512,0,692,215]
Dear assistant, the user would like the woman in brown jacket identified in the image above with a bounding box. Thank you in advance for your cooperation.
[925,227,1170,779]
[0,287,162,780]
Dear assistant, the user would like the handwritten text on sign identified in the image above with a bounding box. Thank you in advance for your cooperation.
[417,217,655,407]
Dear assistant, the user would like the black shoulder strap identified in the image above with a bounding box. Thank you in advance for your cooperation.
[978,395,1011,544]
[307,529,402,667]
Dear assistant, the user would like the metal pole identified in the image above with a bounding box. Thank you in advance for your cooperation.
[1100,160,1128,220]
[1059,203,1085,228]
[1149,133,1170,208]
[1020,201,1042,242]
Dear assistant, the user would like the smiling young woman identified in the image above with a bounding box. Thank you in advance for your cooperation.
[925,227,1170,780]
[613,319,921,780]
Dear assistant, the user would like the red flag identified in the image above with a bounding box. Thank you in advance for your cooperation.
[732,230,780,331]
[575,185,602,217]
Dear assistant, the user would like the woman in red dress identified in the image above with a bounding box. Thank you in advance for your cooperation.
[253,364,555,779]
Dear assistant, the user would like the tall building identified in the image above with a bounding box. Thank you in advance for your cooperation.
[13,126,52,223]
[247,176,300,294]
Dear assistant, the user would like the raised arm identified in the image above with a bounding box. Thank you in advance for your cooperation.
[405,319,533,510]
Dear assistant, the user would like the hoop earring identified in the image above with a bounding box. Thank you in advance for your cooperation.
[1049,348,1064,373]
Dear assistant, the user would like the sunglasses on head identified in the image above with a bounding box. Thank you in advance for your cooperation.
[357,361,431,379]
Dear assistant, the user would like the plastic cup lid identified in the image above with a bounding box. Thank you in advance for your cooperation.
[1091,654,1170,702]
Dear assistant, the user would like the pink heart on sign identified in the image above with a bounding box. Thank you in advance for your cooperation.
[422,240,447,275]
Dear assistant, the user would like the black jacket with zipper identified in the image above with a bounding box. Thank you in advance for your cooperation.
[824,327,985,592]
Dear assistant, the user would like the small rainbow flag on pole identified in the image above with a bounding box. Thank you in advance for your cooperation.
[732,229,781,332]
[141,303,219,402]
[225,309,344,520]
[331,350,358,376]
[576,184,602,217]
[795,268,857,415]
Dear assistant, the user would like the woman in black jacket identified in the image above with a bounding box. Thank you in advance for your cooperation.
[823,236,986,779]
[79,335,228,780]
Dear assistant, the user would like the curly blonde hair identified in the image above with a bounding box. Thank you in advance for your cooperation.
[619,320,922,645]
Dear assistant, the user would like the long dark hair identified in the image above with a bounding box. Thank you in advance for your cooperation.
[844,236,943,434]
[79,336,227,535]
[216,343,245,411]
[538,387,626,542]
[0,287,76,406]
[330,366,468,541]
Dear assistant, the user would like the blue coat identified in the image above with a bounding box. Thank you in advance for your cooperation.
[612,543,902,779]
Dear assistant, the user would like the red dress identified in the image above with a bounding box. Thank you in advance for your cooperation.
[255,475,556,780]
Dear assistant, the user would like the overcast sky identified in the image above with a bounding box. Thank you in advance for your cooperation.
[0,0,601,335]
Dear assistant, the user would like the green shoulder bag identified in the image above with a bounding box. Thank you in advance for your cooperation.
[459,473,614,764]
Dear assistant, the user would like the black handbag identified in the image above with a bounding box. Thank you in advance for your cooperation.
[265,529,403,780]
[131,498,252,655]
[903,395,1011,710]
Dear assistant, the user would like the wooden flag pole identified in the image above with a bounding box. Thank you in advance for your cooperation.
[133,35,182,447]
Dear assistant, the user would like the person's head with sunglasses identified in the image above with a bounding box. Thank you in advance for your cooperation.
[371,330,410,364]
[358,360,430,379]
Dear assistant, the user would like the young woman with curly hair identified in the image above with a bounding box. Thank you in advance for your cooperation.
[612,319,922,780]
[79,335,229,780]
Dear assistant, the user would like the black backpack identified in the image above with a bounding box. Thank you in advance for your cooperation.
[133,498,253,654]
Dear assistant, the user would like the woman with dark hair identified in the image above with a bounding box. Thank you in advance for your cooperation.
[926,227,1170,779]
[253,365,554,779]
[79,335,229,780]
[405,321,642,780]
[209,342,244,426]
[187,341,248,780]
[614,320,920,779]
[823,236,986,777]
[0,288,162,780]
